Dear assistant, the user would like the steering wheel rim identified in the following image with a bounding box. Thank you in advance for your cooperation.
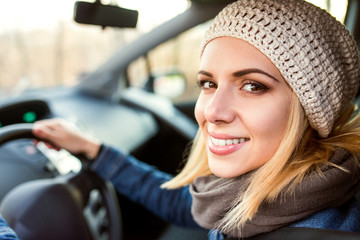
[0,123,122,240]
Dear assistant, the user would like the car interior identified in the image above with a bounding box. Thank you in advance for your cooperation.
[0,0,360,239]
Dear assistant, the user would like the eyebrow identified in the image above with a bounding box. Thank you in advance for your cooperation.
[198,68,280,82]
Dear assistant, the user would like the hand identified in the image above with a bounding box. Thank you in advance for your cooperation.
[32,118,101,159]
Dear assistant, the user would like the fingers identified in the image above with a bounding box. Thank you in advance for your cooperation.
[33,118,66,132]
[43,142,60,151]
[32,118,70,149]
[32,124,60,150]
[32,118,101,159]
[32,125,49,139]
[33,121,56,141]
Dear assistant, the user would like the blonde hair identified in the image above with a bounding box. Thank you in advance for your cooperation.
[163,92,360,232]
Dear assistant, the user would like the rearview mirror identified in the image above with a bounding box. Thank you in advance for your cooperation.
[74,1,138,29]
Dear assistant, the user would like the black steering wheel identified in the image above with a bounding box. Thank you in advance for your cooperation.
[0,123,122,240]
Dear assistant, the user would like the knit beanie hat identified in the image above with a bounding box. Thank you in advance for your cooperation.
[200,0,360,138]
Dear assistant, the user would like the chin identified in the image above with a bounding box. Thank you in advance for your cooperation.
[208,156,259,178]
[209,163,246,179]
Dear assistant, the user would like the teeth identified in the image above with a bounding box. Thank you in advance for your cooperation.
[211,137,248,146]
[218,139,226,146]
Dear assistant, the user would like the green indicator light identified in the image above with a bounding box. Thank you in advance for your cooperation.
[23,111,37,123]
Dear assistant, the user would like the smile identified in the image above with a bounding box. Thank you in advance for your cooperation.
[210,136,249,146]
[208,136,250,156]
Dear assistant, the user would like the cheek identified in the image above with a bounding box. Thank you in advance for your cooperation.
[194,95,205,126]
[246,98,291,147]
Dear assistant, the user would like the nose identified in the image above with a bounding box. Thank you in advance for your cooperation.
[204,86,235,124]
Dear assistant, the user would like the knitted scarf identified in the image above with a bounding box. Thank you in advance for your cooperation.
[190,149,360,238]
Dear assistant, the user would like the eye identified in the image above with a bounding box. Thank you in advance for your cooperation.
[198,80,217,90]
[241,81,268,93]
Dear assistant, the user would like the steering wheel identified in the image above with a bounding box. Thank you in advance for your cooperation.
[0,123,122,240]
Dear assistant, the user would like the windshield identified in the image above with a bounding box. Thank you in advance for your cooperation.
[0,0,188,97]
[0,0,348,100]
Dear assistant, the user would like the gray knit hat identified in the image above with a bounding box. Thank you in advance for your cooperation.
[200,0,360,138]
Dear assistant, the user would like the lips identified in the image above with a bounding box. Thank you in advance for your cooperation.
[208,135,249,156]
[210,136,249,146]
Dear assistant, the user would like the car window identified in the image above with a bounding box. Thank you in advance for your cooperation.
[0,0,188,98]
[307,0,348,22]
[127,21,210,103]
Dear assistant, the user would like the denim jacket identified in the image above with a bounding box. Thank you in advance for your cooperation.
[0,215,18,240]
[92,145,360,240]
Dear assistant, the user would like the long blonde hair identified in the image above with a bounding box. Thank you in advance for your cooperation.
[162,92,360,231]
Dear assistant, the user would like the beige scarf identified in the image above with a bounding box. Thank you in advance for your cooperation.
[190,150,360,238]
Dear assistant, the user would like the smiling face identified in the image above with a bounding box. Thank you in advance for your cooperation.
[195,37,293,178]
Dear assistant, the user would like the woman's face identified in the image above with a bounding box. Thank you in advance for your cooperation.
[195,37,293,178]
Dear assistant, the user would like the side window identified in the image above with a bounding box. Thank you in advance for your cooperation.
[127,56,148,88]
[127,21,211,103]
[306,0,348,22]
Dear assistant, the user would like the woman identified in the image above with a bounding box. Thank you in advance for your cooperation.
[31,0,360,239]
